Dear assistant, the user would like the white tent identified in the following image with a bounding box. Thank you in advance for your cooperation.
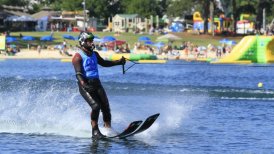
[156,33,182,42]
[5,15,36,22]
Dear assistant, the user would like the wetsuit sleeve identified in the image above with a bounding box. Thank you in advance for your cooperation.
[72,53,86,86]
[95,51,123,67]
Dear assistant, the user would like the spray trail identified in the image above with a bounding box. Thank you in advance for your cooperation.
[0,78,92,137]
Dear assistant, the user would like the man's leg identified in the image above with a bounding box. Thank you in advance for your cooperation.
[78,84,105,138]
[97,87,111,128]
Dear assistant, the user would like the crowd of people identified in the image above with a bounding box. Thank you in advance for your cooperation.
[5,44,20,56]
[54,39,234,60]
[1,29,235,60]
[118,41,234,60]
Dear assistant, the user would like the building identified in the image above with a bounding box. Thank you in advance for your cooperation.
[0,5,36,32]
[48,10,97,32]
[31,6,58,31]
[111,14,146,33]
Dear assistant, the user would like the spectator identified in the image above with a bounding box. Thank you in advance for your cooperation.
[125,43,131,53]
[37,45,41,54]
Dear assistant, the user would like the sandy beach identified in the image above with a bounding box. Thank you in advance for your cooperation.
[0,48,217,62]
[0,49,72,59]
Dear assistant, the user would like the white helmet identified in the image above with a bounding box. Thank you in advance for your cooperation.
[78,32,95,46]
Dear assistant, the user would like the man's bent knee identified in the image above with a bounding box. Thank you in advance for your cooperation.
[91,103,100,111]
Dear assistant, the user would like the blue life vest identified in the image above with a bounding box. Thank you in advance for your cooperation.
[77,49,99,79]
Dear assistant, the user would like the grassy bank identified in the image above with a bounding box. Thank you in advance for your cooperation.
[9,31,243,49]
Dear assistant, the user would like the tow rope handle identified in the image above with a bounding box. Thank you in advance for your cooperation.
[122,58,138,74]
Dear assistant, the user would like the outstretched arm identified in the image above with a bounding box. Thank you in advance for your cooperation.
[95,52,125,67]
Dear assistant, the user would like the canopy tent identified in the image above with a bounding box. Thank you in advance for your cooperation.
[107,40,126,48]
[4,16,19,22]
[5,15,36,22]
[156,33,182,42]
[5,15,37,31]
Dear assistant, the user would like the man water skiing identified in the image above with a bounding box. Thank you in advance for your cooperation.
[72,32,126,139]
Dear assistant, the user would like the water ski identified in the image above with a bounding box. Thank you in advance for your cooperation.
[104,113,160,139]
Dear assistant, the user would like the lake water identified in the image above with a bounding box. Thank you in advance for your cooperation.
[1,59,274,153]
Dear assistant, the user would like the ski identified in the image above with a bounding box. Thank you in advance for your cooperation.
[119,113,160,138]
[105,120,143,139]
[104,113,160,139]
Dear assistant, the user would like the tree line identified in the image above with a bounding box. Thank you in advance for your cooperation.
[1,0,273,33]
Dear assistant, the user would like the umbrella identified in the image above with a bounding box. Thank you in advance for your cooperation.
[153,42,165,48]
[40,36,54,41]
[102,36,116,42]
[138,36,151,41]
[94,35,100,39]
[94,38,102,43]
[6,37,17,43]
[107,40,126,48]
[156,38,169,43]
[22,36,35,41]
[219,38,229,44]
[144,41,154,45]
[156,33,182,42]
[22,36,35,50]
[63,34,77,40]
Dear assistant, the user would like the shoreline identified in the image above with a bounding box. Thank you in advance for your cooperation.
[0,49,217,61]
[0,49,70,60]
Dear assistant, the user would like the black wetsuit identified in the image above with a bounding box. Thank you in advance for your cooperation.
[73,50,122,124]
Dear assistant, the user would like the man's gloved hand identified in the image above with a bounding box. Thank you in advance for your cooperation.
[119,56,126,65]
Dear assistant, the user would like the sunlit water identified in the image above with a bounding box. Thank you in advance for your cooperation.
[1,59,274,153]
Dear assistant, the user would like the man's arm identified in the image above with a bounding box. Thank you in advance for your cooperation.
[72,53,86,86]
[95,51,125,67]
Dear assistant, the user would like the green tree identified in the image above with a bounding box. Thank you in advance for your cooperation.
[122,0,161,18]
[256,0,273,29]
[0,0,28,6]
[87,0,123,24]
[166,0,194,17]
[28,3,41,14]
[50,0,62,11]
[194,0,226,34]
[61,0,83,11]
[203,0,211,34]
[156,0,171,17]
